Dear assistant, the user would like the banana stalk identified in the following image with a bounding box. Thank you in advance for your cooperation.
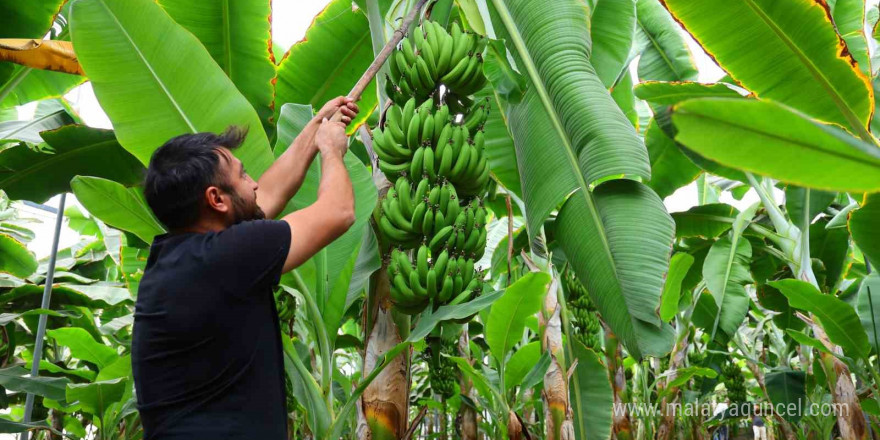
[540,277,575,440]
[456,327,478,440]
[605,330,632,440]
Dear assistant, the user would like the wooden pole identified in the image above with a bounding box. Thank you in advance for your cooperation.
[331,0,429,122]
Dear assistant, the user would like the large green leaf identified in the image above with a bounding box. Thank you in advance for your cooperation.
[274,103,377,343]
[850,192,880,268]
[158,0,275,131]
[476,86,521,196]
[659,252,694,321]
[65,378,126,418]
[634,81,741,106]
[407,290,504,342]
[644,118,700,198]
[0,0,65,39]
[557,179,675,357]
[0,0,79,108]
[809,220,849,292]
[0,108,72,145]
[489,0,651,187]
[671,203,736,239]
[0,283,130,309]
[47,327,118,369]
[503,340,540,390]
[784,186,836,232]
[0,232,37,277]
[661,0,873,132]
[829,0,870,74]
[0,366,69,401]
[857,274,880,354]
[274,0,376,133]
[70,176,166,243]
[703,235,752,336]
[570,341,613,440]
[485,272,549,363]
[282,334,330,438]
[765,370,807,423]
[770,279,870,359]
[590,0,636,88]
[0,66,84,110]
[672,98,880,193]
[70,0,275,176]
[488,0,674,358]
[634,0,697,82]
[0,125,143,203]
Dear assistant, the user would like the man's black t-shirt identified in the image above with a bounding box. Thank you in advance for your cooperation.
[132,220,292,440]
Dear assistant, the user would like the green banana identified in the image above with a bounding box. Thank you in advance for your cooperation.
[422,207,435,236]
[411,201,427,234]
[409,147,425,179]
[429,225,454,251]
[423,145,436,182]
[406,110,422,149]
[402,37,417,65]
[417,245,429,281]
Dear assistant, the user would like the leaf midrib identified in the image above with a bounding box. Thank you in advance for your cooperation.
[90,0,197,133]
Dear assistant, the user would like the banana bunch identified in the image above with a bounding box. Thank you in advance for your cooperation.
[387,245,483,314]
[424,338,459,399]
[721,361,747,403]
[377,176,488,257]
[386,21,488,102]
[563,267,602,351]
[374,98,490,195]
[275,289,296,323]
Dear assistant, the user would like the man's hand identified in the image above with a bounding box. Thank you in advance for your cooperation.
[315,118,349,157]
[315,96,359,125]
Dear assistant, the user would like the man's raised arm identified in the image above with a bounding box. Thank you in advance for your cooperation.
[256,96,359,219]
[280,117,356,272]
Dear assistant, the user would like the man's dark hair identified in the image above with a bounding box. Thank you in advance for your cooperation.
[144,126,248,230]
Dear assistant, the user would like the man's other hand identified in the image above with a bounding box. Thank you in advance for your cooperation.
[316,96,359,125]
[315,118,348,157]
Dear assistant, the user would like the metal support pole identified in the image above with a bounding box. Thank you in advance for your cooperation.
[20,193,66,440]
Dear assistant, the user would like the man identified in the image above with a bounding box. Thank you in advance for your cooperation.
[132,97,359,439]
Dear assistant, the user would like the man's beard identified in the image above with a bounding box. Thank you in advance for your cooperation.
[230,190,266,224]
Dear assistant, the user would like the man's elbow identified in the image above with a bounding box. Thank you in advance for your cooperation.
[333,206,356,235]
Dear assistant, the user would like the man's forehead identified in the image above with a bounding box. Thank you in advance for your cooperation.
[215,147,241,168]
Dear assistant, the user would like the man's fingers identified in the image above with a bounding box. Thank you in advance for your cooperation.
[341,116,352,124]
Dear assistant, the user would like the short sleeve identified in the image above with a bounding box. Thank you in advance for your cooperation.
[207,219,292,293]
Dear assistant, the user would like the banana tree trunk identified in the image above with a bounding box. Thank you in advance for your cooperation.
[457,328,478,440]
[806,317,867,440]
[540,277,575,440]
[360,265,411,440]
[605,330,632,440]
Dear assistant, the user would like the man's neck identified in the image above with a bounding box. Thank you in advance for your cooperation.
[176,218,230,234]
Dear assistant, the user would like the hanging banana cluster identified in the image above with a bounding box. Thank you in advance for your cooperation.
[721,361,747,404]
[562,267,602,351]
[373,96,490,194]
[423,337,459,399]
[374,19,493,314]
[388,245,484,314]
[386,21,487,103]
[377,176,488,255]
[275,289,296,323]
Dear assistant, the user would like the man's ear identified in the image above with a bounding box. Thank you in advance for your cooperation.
[204,186,230,213]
